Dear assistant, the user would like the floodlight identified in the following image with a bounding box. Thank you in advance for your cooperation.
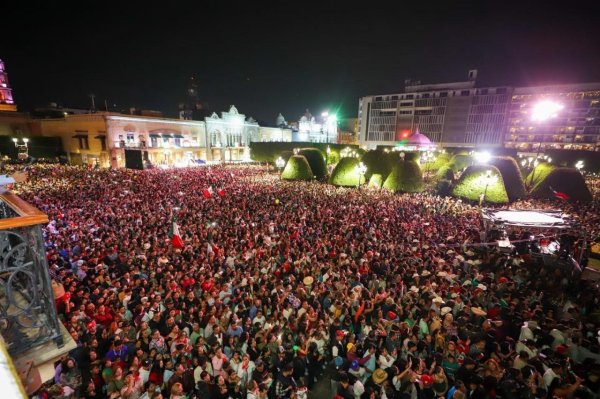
[474,151,491,164]
[532,100,564,122]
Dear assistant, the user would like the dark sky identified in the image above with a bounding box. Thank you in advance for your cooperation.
[3,1,599,123]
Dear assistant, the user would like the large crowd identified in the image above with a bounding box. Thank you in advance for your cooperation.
[9,164,600,399]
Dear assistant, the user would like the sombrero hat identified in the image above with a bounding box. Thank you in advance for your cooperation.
[372,368,388,384]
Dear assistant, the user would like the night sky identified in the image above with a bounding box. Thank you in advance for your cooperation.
[3,1,599,124]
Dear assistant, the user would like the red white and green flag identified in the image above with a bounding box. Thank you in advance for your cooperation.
[169,216,185,249]
[202,186,214,199]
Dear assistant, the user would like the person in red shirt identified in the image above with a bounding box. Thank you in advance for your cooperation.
[93,304,115,327]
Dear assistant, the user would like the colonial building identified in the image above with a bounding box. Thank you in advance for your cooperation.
[34,105,290,167]
[0,59,17,112]
[295,109,338,143]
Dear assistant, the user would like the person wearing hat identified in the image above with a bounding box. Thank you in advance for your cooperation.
[365,368,388,394]
[332,330,347,359]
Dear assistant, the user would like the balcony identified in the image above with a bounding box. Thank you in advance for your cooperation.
[0,190,76,394]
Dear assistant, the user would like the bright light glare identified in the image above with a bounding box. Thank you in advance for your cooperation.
[532,100,564,121]
[275,157,285,168]
[474,151,491,164]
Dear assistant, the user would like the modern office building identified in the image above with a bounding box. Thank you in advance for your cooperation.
[358,70,512,149]
[358,71,600,152]
[505,83,600,152]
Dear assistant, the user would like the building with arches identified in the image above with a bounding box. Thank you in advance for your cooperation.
[33,105,289,167]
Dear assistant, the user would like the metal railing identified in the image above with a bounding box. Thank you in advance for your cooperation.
[0,191,63,356]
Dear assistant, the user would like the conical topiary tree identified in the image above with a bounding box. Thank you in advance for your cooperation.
[383,160,424,193]
[452,165,509,204]
[429,152,452,172]
[489,156,525,201]
[298,148,327,179]
[524,162,555,190]
[329,157,363,187]
[362,150,397,181]
[436,165,455,181]
[530,167,592,201]
[368,173,384,188]
[449,153,473,172]
[281,155,314,181]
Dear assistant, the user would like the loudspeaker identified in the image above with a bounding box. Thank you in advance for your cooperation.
[124,149,144,170]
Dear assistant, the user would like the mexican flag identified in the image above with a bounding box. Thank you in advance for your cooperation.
[202,186,213,199]
[550,186,571,201]
[169,216,185,249]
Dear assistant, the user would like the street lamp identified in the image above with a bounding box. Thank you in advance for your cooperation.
[12,137,29,161]
[276,156,285,179]
[480,169,498,206]
[473,151,491,164]
[357,161,367,189]
[530,100,563,160]
[325,145,331,169]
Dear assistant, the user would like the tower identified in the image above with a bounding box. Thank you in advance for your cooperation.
[0,59,17,112]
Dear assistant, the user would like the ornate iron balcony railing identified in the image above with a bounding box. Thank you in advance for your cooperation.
[0,191,64,356]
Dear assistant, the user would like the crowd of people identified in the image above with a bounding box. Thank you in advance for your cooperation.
[9,164,600,399]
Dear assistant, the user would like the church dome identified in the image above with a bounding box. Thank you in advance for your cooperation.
[407,132,432,145]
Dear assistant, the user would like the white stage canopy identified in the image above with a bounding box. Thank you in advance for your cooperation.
[481,209,573,229]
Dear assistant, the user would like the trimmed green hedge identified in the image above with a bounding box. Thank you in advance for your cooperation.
[436,179,453,197]
[489,156,526,201]
[530,167,592,202]
[436,165,455,181]
[298,148,327,178]
[368,173,384,188]
[449,154,473,171]
[362,150,397,181]
[281,155,314,180]
[429,152,452,172]
[249,142,359,163]
[524,162,555,190]
[280,150,294,163]
[329,157,362,187]
[545,149,600,173]
[452,165,509,204]
[383,160,424,193]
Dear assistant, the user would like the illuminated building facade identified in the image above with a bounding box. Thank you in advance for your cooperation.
[35,106,290,167]
[359,71,600,152]
[296,109,338,143]
[358,70,512,149]
[505,83,600,152]
[0,59,17,112]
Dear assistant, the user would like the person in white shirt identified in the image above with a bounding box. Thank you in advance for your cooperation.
[542,362,562,390]
[252,310,266,327]
[378,347,396,370]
